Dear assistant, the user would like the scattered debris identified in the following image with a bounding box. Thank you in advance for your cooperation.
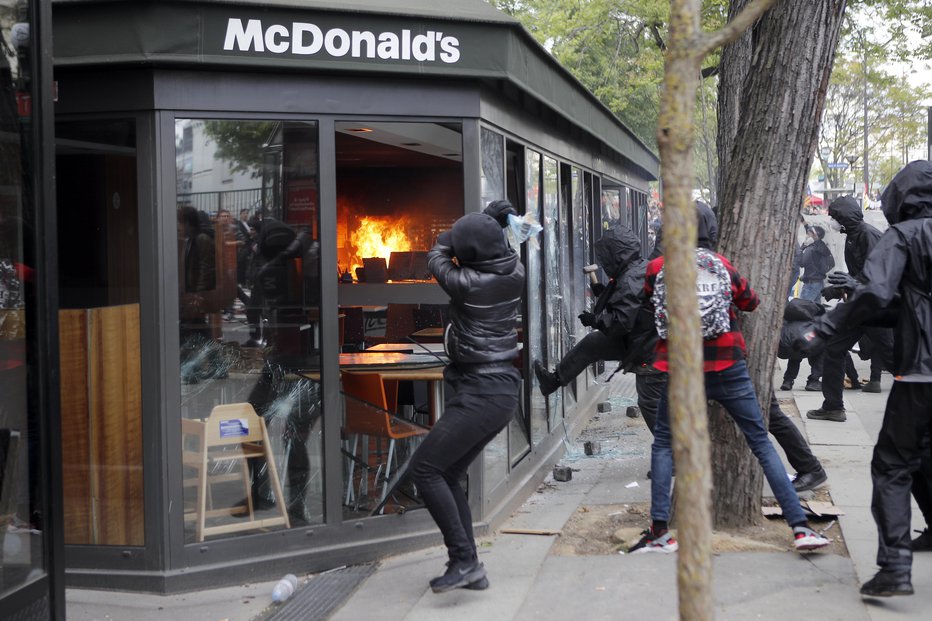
[625,405,641,418]
[500,528,562,536]
[553,464,573,482]
[625,481,639,489]
[584,441,602,455]
[597,401,612,413]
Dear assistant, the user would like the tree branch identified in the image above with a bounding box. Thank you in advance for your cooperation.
[697,0,780,57]
[649,22,667,52]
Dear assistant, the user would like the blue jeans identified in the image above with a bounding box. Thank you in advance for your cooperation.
[650,360,806,526]
[799,281,823,302]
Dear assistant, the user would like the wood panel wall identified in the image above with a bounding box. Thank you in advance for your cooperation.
[60,303,143,545]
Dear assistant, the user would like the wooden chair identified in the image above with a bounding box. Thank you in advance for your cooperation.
[182,403,290,542]
[367,303,418,346]
[341,372,427,511]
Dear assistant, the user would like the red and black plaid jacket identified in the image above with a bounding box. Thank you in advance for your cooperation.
[644,251,759,372]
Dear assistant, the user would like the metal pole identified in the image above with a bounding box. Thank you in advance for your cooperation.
[862,32,869,209]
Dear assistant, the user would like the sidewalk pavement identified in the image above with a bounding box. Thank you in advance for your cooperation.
[66,360,931,620]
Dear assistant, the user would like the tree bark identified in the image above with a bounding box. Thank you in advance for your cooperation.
[713,0,847,527]
[659,0,777,618]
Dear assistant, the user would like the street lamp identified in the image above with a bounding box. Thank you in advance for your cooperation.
[845,154,858,194]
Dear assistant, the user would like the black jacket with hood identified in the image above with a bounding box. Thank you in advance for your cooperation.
[591,225,646,339]
[828,196,882,279]
[821,160,932,376]
[428,212,524,367]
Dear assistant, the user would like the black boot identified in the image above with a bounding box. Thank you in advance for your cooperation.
[534,361,562,396]
[860,569,913,597]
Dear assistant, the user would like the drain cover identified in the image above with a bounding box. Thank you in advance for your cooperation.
[268,563,378,621]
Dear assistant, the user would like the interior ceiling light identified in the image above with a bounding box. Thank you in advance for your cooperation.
[345,127,373,133]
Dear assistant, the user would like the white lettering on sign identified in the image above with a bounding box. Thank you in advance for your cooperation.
[222,18,461,64]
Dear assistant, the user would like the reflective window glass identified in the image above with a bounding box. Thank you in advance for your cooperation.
[176,119,323,541]
[1,1,45,592]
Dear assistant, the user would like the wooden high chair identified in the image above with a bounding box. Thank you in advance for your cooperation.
[182,403,290,542]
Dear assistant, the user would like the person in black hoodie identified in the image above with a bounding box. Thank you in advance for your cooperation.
[409,200,524,594]
[806,198,895,422]
[797,224,834,301]
[798,160,932,596]
[533,223,663,431]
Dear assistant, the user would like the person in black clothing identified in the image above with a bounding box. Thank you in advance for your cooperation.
[408,200,524,594]
[806,198,895,422]
[797,224,834,301]
[533,223,663,431]
[798,160,932,596]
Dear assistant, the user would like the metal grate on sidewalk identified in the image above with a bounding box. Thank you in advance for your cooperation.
[267,563,379,621]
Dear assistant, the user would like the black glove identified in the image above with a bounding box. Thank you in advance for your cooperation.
[484,199,517,228]
[826,270,858,292]
[821,285,846,301]
[578,311,596,327]
[590,282,605,297]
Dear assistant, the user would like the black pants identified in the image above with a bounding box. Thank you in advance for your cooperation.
[870,382,932,572]
[554,330,662,435]
[821,326,894,411]
[635,372,665,434]
[409,370,519,562]
[782,353,823,384]
[768,394,822,475]
[554,331,625,382]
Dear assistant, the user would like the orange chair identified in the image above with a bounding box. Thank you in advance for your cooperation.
[341,372,427,511]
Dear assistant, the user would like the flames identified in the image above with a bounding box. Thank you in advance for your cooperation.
[347,216,413,276]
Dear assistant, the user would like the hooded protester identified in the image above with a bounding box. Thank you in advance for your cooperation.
[533,223,663,431]
[797,224,834,301]
[798,160,932,597]
[648,199,718,260]
[408,200,524,594]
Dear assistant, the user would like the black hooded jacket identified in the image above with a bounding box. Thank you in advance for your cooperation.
[828,196,882,279]
[592,225,647,337]
[821,160,932,376]
[429,214,524,366]
[648,200,718,260]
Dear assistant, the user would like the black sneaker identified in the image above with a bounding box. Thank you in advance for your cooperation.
[628,528,678,554]
[533,361,561,396]
[792,469,828,492]
[806,408,846,422]
[463,576,490,590]
[779,380,793,391]
[429,559,486,594]
[860,569,913,597]
[804,380,822,391]
[862,380,882,393]
[911,528,932,551]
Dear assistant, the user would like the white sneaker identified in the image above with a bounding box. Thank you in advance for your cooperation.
[793,525,829,551]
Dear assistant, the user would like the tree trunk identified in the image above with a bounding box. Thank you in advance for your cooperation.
[712,0,846,527]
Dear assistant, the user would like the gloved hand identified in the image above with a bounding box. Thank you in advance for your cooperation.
[484,199,517,228]
[578,311,596,327]
[826,270,858,292]
[590,282,605,297]
[820,284,846,301]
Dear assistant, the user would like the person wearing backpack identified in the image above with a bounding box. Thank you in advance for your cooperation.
[629,231,829,554]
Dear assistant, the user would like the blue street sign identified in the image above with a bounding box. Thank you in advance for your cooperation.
[827,162,849,169]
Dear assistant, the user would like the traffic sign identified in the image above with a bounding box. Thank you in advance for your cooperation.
[827,162,849,169]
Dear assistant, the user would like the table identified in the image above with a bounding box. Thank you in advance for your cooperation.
[411,327,444,341]
[364,342,446,355]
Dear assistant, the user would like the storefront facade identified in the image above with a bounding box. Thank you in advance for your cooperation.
[1,0,64,618]
[48,0,658,593]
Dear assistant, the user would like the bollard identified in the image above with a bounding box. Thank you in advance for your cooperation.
[553,464,573,482]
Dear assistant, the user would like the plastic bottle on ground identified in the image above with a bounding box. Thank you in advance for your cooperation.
[271,573,298,603]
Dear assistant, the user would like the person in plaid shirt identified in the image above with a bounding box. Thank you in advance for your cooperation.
[628,219,829,555]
